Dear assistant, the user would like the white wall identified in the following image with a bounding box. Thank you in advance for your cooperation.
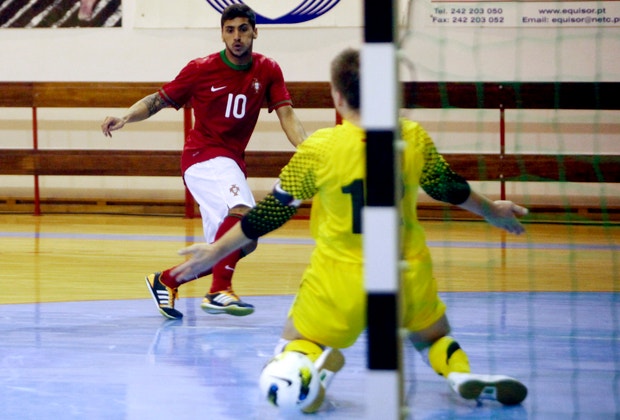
[1,1,618,82]
[1,0,618,203]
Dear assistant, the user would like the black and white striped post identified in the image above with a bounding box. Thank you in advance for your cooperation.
[362,0,403,419]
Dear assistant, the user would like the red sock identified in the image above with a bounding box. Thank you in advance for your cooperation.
[158,265,212,289]
[209,214,243,293]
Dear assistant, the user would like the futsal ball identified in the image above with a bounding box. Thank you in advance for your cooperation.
[259,351,321,414]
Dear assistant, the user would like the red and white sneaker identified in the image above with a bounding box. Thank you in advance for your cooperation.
[201,290,254,316]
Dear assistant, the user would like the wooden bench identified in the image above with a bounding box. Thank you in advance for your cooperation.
[1,81,619,221]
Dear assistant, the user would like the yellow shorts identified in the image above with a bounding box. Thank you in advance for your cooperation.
[290,248,366,349]
[290,247,446,349]
[401,248,447,332]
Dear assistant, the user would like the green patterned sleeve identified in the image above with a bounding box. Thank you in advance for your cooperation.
[240,137,324,240]
[420,137,471,205]
[277,138,323,201]
[240,193,298,240]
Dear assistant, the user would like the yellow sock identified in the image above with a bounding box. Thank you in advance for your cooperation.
[428,336,471,377]
[283,340,323,363]
[281,340,327,414]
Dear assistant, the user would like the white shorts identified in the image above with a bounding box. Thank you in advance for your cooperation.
[183,157,256,243]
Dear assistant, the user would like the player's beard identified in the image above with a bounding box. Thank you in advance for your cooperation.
[228,40,253,63]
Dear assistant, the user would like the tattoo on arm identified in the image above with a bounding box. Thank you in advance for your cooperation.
[142,93,169,117]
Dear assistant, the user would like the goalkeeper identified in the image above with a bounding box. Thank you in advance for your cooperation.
[171,48,529,411]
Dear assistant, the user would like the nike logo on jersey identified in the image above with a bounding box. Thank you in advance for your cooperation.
[225,265,235,272]
[211,85,226,92]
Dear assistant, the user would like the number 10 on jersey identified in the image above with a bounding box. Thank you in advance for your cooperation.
[225,93,247,119]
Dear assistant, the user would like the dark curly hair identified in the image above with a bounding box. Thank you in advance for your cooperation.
[221,4,256,28]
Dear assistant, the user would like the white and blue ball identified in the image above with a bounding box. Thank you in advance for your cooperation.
[259,351,321,414]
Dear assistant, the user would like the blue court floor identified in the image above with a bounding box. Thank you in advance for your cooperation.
[1,292,618,419]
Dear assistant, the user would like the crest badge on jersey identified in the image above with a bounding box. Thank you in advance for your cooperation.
[252,78,261,94]
[205,0,342,24]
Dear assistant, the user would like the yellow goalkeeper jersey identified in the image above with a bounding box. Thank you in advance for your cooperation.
[279,119,365,264]
[278,118,460,264]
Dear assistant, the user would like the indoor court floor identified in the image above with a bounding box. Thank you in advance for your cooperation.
[1,214,618,419]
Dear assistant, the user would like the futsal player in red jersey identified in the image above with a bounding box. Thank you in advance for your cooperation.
[101,4,306,319]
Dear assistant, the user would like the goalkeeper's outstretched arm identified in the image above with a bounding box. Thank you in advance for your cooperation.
[171,182,299,281]
[457,190,528,235]
[419,142,528,235]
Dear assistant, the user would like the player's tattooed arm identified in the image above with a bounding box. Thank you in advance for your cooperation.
[101,92,171,137]
[141,93,171,117]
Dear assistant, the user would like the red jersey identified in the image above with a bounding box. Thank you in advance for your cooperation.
[159,50,293,175]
